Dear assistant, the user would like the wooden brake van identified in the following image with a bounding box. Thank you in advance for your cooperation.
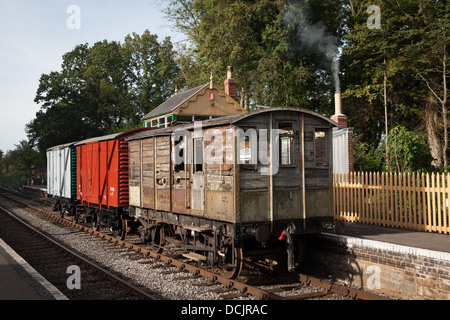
[126,107,340,278]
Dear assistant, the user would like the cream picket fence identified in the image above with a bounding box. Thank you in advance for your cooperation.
[333,171,450,234]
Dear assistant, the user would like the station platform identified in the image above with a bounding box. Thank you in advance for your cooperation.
[21,184,47,199]
[0,238,67,300]
[339,222,450,254]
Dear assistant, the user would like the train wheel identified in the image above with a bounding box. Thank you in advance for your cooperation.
[71,211,80,224]
[92,211,100,231]
[220,243,244,279]
[150,225,165,253]
[59,203,65,219]
[70,206,79,224]
[113,218,127,241]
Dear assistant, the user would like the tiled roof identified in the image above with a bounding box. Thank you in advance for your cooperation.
[142,83,208,120]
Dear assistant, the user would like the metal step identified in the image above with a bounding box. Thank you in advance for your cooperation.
[182,252,207,262]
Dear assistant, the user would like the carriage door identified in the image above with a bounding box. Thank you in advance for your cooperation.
[191,137,205,213]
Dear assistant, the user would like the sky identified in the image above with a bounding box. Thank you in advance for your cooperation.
[0,0,185,152]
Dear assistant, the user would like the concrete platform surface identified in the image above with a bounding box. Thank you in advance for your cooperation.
[341,222,450,254]
[0,238,67,300]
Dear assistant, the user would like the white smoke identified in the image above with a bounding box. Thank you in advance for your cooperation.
[283,3,341,93]
[300,21,341,93]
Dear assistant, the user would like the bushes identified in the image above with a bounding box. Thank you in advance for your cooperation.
[0,140,45,189]
[353,126,435,173]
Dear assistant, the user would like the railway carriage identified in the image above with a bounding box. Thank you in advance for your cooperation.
[74,129,147,239]
[125,107,340,278]
[46,142,78,217]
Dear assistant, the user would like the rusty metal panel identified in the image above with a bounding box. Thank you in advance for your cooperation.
[128,140,141,207]
[191,173,204,212]
[239,191,269,222]
[273,190,301,220]
[155,136,171,212]
[142,138,155,209]
[129,186,140,207]
[205,191,234,222]
[206,170,233,192]
[203,126,235,220]
[172,171,189,214]
[142,185,154,209]
[172,187,187,214]
[171,132,190,214]
[305,188,334,218]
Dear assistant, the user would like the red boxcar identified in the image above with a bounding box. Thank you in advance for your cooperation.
[75,129,146,238]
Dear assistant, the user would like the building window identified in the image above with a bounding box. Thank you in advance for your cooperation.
[315,129,328,167]
[278,122,294,166]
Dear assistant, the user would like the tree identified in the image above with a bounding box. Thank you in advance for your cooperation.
[28,30,182,153]
[163,0,347,112]
[397,0,449,168]
[342,0,449,169]
[123,31,182,122]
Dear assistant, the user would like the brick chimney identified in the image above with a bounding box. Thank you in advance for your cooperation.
[224,66,237,101]
[331,93,348,128]
[331,93,354,172]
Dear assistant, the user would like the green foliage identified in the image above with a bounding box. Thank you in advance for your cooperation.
[342,0,449,166]
[7,1,448,178]
[384,126,435,172]
[163,0,346,111]
[28,30,182,154]
[0,140,45,188]
[353,135,384,172]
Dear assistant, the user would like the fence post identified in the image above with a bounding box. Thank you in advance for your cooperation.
[446,174,450,234]
[381,172,385,226]
[422,172,427,231]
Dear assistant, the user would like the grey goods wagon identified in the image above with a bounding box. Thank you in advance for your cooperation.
[46,142,78,217]
[125,107,342,278]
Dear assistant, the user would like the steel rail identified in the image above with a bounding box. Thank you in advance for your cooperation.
[0,201,160,300]
[0,192,279,300]
[2,191,392,300]
[297,273,392,300]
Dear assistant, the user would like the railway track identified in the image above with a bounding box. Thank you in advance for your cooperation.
[0,190,391,301]
[0,197,160,300]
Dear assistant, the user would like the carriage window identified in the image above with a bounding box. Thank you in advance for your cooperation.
[193,138,203,172]
[240,136,251,164]
[315,129,328,167]
[280,137,293,165]
[238,127,257,166]
[174,136,185,172]
[279,122,294,166]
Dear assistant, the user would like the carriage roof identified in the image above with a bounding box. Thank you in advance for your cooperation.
[126,107,337,141]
